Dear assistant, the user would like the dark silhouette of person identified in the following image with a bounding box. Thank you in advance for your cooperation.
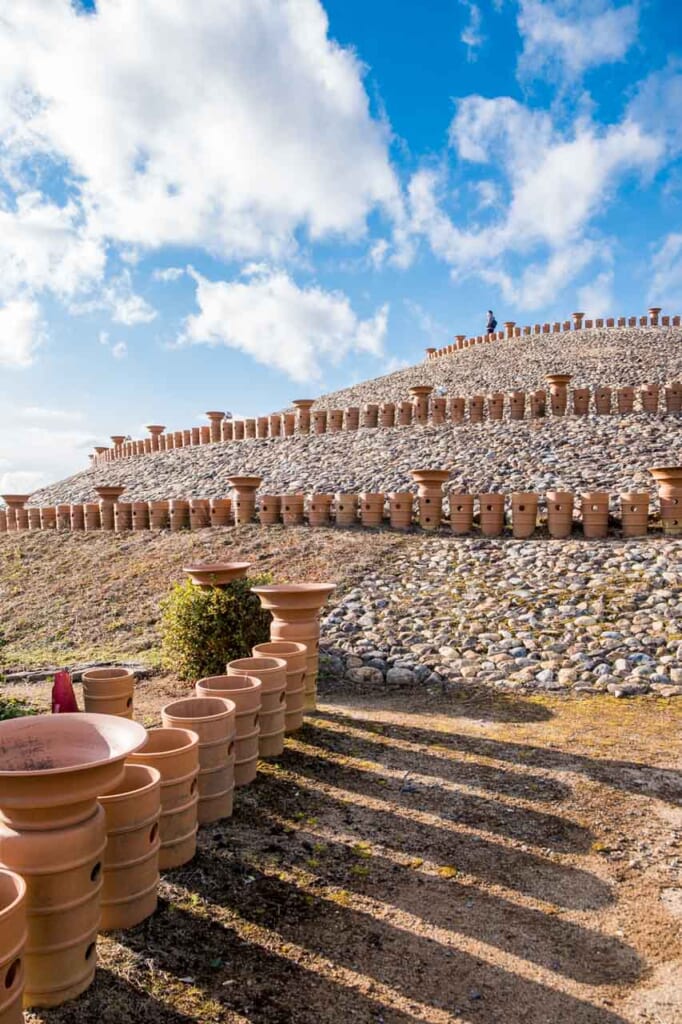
[486,310,497,335]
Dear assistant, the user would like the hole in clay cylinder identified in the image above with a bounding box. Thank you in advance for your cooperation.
[4,958,20,989]
[228,741,235,756]
[85,943,96,961]
[149,822,159,843]
[279,691,286,703]
[190,778,198,795]
[126,697,133,708]
[90,862,102,883]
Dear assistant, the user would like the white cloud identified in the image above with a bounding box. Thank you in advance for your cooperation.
[0,418,99,499]
[649,233,682,309]
[111,341,128,359]
[404,300,449,346]
[70,270,157,325]
[627,62,682,158]
[153,267,185,283]
[181,266,388,383]
[0,470,47,496]
[20,406,83,423]
[0,299,45,368]
[517,0,639,80]
[577,269,615,317]
[460,2,485,61]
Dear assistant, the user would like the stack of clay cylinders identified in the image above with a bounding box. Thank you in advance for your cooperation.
[56,504,71,530]
[449,493,474,535]
[293,399,314,434]
[182,430,191,447]
[84,503,101,532]
[641,383,660,413]
[345,407,360,431]
[509,391,526,420]
[195,675,261,786]
[397,400,412,426]
[650,467,682,536]
[200,426,211,444]
[114,502,133,531]
[410,386,432,424]
[281,494,305,526]
[210,498,232,528]
[253,641,307,733]
[313,409,327,434]
[531,390,547,417]
[620,492,649,537]
[487,393,504,421]
[581,492,609,539]
[363,403,379,428]
[431,397,446,424]
[97,765,161,931]
[572,388,590,415]
[547,374,571,415]
[379,402,395,427]
[228,476,261,525]
[258,495,281,526]
[228,657,286,757]
[546,491,574,538]
[283,412,296,436]
[511,493,538,539]
[469,395,484,423]
[233,420,245,441]
[0,868,26,1023]
[69,504,85,531]
[359,493,385,527]
[479,494,505,537]
[161,698,236,823]
[328,409,344,433]
[665,383,682,413]
[169,499,190,532]
[81,667,135,719]
[269,414,282,438]
[127,728,199,870]
[191,427,200,445]
[257,416,269,438]
[189,498,211,530]
[149,500,170,529]
[221,419,234,442]
[334,492,358,527]
[244,418,256,439]
[411,469,449,531]
[594,386,612,415]
[28,508,41,531]
[449,397,465,423]
[388,492,413,530]
[131,501,150,531]
[308,493,333,527]
[0,510,6,533]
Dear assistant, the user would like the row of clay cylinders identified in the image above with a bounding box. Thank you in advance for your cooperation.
[17,497,234,534]
[448,492,652,538]
[258,492,419,530]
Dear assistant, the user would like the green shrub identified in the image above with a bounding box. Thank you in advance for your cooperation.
[160,575,273,681]
[0,628,37,719]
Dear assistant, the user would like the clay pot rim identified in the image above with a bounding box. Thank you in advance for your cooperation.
[0,867,26,912]
[545,373,572,384]
[0,713,147,777]
[99,763,161,801]
[161,696,236,722]
[649,465,682,475]
[94,486,126,499]
[511,492,539,501]
[183,561,251,573]
[137,726,199,756]
[197,674,262,693]
[409,386,434,395]
[252,583,335,597]
[228,657,287,674]
[1,494,31,505]
[227,476,262,488]
[547,491,574,500]
[410,469,450,483]
[205,411,225,418]
[253,642,307,657]
[145,424,166,431]
[292,399,315,408]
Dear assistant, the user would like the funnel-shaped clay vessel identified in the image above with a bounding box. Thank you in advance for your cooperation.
[649,466,682,496]
[227,476,262,525]
[183,562,251,587]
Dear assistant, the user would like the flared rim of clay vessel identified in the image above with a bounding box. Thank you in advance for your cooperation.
[183,562,251,585]
[227,476,262,489]
[0,713,147,777]
[292,399,315,409]
[649,465,682,477]
[1,494,31,505]
[161,696,236,723]
[144,424,166,432]
[545,373,572,385]
[0,867,26,914]
[204,411,225,418]
[409,385,434,396]
[252,583,335,599]
[410,469,451,484]
[94,486,126,500]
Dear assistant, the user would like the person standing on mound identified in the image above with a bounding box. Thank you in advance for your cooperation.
[486,310,497,335]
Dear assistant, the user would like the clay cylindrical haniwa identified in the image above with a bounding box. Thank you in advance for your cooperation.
[449,493,474,535]
[191,427,200,446]
[182,430,191,448]
[468,395,484,423]
[281,494,305,526]
[0,868,26,1024]
[198,426,210,445]
[257,416,269,439]
[127,728,199,870]
[620,492,649,537]
[361,404,379,429]
[0,510,7,534]
[546,374,571,416]
[359,493,385,528]
[509,391,526,420]
[379,402,395,428]
[204,412,224,444]
[665,385,682,414]
[40,507,57,531]
[84,503,101,532]
[292,399,314,434]
[189,498,211,530]
[449,397,465,423]
[328,409,344,433]
[479,493,505,537]
[149,500,170,530]
[594,386,612,415]
[487,394,504,421]
[283,412,296,436]
[344,407,360,431]
[531,389,547,418]
[228,476,262,525]
[244,418,256,439]
[131,501,150,531]
[397,400,412,426]
[252,641,307,734]
[581,492,609,539]
[195,675,261,787]
[313,410,327,434]
[546,491,574,538]
[227,657,286,758]
[616,386,634,414]
[431,397,446,425]
[210,498,232,528]
[114,502,132,532]
[221,419,234,442]
[511,493,538,539]
[651,468,682,535]
[81,667,135,719]
[411,469,449,531]
[388,492,413,530]
[161,698,236,824]
[258,494,281,526]
[269,414,282,438]
[334,493,358,527]
[641,383,660,413]
[233,421,245,441]
[308,493,333,527]
[169,499,189,532]
[28,508,41,531]
[97,764,161,931]
[174,430,184,448]
[572,388,590,416]
[410,386,432,424]
[56,505,71,531]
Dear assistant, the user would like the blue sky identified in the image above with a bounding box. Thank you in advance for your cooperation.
[0,0,681,490]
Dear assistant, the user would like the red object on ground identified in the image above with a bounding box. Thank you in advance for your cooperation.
[51,670,79,713]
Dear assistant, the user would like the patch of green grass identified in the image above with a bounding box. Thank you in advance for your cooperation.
[0,694,37,720]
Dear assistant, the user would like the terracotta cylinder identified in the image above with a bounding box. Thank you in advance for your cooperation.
[221,420,234,442]
[620,492,649,537]
[206,413,224,444]
[581,492,609,539]
[189,498,211,530]
[258,494,282,526]
[169,499,189,532]
[210,498,232,528]
[479,493,505,537]
[0,510,7,534]
[546,491,574,538]
[227,657,286,758]
[97,502,115,531]
[257,417,269,439]
[199,426,210,445]
[194,676,261,787]
[468,396,484,423]
[665,386,682,414]
[174,431,184,449]
[412,469,449,531]
[161,698,236,824]
[244,418,256,439]
[344,407,360,431]
[229,477,261,525]
[308,493,333,527]
[98,765,161,931]
[431,397,446,425]
[359,493,385,528]
[182,430,191,448]
[328,409,344,433]
[594,386,612,415]
[379,402,395,428]
[572,388,590,415]
[127,728,199,871]
[131,501,150,531]
[28,508,41,531]
[164,434,174,450]
[81,667,135,719]
[487,394,504,421]
[283,412,296,436]
[388,492,413,530]
[293,400,314,434]
[191,427,200,446]
[269,414,282,438]
[38,507,55,531]
[334,493,358,527]
[252,642,306,734]
[233,421,245,441]
[114,503,132,532]
[547,374,571,416]
[449,493,474,535]
[362,404,379,429]
[617,386,635,414]
[641,384,660,413]
[449,397,465,423]
[148,500,170,530]
[511,493,538,539]
[661,494,682,535]
[313,410,327,434]
[281,494,305,526]
[410,387,432,424]
[0,869,26,1024]
[509,391,526,420]
[56,505,71,531]
[397,401,412,426]
[531,390,547,417]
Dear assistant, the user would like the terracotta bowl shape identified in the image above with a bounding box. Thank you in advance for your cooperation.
[183,562,251,586]
[94,486,126,501]
[0,714,147,830]
[227,476,262,490]
[251,583,336,618]
[410,469,450,488]
[649,466,682,496]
